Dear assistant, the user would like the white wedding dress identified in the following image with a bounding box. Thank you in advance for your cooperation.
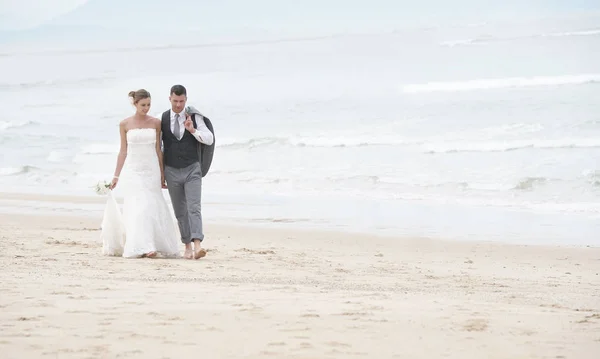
[100,128,181,258]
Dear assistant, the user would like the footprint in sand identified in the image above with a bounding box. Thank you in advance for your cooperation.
[204,327,223,332]
[300,313,320,318]
[462,318,489,332]
[17,316,39,321]
[235,247,276,255]
[576,313,600,324]
[336,311,371,318]
[259,351,279,356]
[279,327,311,333]
[293,335,310,340]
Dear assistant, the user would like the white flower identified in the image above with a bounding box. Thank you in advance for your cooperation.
[94,180,111,196]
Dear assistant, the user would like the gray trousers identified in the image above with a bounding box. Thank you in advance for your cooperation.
[164,162,204,244]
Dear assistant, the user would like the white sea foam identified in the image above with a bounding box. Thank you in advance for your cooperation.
[544,29,600,37]
[440,27,600,47]
[402,74,600,93]
[422,138,600,153]
[0,120,37,131]
[440,39,479,47]
[80,143,118,155]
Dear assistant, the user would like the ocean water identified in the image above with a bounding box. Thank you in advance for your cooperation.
[1,13,600,245]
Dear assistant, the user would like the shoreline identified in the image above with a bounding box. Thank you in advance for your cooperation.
[1,210,597,251]
[1,211,599,358]
[1,191,599,248]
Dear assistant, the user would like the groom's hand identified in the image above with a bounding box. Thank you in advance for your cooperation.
[184,115,195,133]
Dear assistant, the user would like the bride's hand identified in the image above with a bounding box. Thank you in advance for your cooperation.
[161,176,167,189]
[109,177,118,190]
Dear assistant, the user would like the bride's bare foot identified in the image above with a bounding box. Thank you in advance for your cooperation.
[143,251,157,258]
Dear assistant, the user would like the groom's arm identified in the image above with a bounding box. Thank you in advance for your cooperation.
[189,116,214,146]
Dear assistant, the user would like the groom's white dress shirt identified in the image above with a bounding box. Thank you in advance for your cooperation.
[170,109,214,145]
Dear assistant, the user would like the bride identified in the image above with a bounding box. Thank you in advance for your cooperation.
[100,89,180,258]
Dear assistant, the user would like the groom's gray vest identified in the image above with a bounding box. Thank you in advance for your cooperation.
[161,110,215,177]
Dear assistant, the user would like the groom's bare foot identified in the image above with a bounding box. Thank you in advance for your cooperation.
[193,239,206,259]
[194,249,207,259]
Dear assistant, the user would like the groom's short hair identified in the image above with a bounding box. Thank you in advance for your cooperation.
[170,85,187,96]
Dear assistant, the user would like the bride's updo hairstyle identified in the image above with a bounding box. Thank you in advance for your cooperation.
[128,89,151,104]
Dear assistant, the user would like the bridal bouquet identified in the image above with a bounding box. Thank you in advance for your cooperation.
[94,180,111,196]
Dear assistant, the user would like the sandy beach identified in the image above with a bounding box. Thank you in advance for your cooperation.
[1,201,599,359]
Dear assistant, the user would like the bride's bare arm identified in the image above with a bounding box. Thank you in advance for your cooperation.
[111,121,128,188]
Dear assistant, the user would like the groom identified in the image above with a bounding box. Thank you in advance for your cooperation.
[161,84,215,259]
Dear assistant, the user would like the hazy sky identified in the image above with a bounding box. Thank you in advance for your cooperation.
[0,0,87,30]
[1,0,598,33]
